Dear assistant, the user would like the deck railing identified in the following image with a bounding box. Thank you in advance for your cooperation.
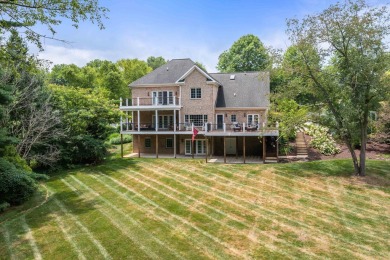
[120,97,181,107]
[121,121,279,134]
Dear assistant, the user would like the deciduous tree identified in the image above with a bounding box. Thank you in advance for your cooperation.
[217,34,270,72]
[286,0,390,176]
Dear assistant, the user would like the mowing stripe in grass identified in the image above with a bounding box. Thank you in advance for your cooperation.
[160,160,390,240]
[1,224,14,260]
[159,161,389,257]
[51,207,87,260]
[64,176,184,260]
[87,172,244,260]
[170,161,390,223]
[142,161,378,259]
[86,174,223,260]
[106,164,323,259]
[52,197,112,260]
[175,162,390,245]
[102,167,301,259]
[21,216,42,260]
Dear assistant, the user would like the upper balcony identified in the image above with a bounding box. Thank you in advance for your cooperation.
[120,96,182,111]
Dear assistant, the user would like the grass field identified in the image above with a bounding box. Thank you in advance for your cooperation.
[0,154,389,259]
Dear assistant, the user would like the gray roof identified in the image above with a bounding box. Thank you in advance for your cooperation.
[211,72,270,108]
[130,58,196,86]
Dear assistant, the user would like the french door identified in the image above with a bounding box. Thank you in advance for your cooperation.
[185,140,206,155]
[152,115,173,129]
[152,91,173,105]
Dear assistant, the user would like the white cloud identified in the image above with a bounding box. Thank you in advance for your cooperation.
[37,45,115,68]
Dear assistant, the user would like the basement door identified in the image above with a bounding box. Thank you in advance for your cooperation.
[226,137,237,155]
[185,139,206,155]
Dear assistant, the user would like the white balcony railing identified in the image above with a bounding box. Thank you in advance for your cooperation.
[120,97,181,107]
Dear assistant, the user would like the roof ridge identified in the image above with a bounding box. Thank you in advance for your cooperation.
[210,71,263,75]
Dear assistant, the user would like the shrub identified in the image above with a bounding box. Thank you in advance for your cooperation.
[0,158,37,205]
[303,123,341,155]
[60,135,107,165]
[110,135,132,145]
[0,202,10,212]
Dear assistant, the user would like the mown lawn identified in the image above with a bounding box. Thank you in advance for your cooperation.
[0,157,389,259]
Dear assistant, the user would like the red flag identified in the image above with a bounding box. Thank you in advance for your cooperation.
[192,128,199,142]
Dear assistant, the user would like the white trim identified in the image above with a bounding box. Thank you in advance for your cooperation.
[176,65,216,83]
[130,83,184,87]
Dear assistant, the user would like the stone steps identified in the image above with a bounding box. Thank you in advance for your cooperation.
[296,131,308,157]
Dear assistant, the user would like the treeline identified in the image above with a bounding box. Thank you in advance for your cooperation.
[0,30,168,209]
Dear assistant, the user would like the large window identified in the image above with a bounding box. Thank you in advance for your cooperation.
[185,115,208,127]
[153,115,173,129]
[145,137,151,148]
[190,88,201,99]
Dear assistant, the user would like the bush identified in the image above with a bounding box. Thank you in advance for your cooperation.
[109,135,132,145]
[0,158,37,205]
[0,202,10,212]
[60,135,107,165]
[303,123,341,155]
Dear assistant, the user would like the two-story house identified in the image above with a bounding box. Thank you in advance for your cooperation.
[119,58,278,163]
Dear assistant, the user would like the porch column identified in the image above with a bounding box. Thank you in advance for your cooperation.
[131,111,134,129]
[179,110,181,130]
[211,136,214,155]
[126,112,129,131]
[120,134,123,158]
[156,135,159,158]
[174,110,177,132]
[205,138,208,163]
[223,136,226,163]
[262,136,266,163]
[276,137,279,162]
[243,136,246,164]
[174,134,177,158]
[138,135,141,158]
[155,110,158,131]
[137,110,140,131]
[236,137,238,159]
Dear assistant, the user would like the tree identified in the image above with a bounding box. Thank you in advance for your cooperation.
[217,34,270,72]
[147,56,167,70]
[117,58,152,87]
[195,61,207,72]
[0,0,108,49]
[286,0,390,176]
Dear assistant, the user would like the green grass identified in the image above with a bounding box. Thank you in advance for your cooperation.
[1,152,389,259]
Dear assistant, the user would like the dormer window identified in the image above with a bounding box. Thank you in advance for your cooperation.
[190,88,201,99]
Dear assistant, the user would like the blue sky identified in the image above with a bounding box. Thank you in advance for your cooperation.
[33,0,388,72]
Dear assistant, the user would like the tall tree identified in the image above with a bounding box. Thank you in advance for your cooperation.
[117,58,152,86]
[147,56,167,70]
[217,34,270,72]
[0,0,108,49]
[286,0,390,176]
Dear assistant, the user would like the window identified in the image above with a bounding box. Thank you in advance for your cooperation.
[185,115,208,127]
[145,137,151,148]
[247,114,259,126]
[153,115,173,129]
[190,88,201,99]
[230,114,237,123]
[166,138,173,148]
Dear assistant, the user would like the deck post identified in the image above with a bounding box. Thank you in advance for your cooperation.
[236,137,238,159]
[192,140,194,159]
[138,135,141,158]
[137,110,140,131]
[120,134,123,158]
[224,136,226,163]
[155,110,158,131]
[243,136,246,164]
[276,137,279,162]
[211,136,214,155]
[174,110,177,132]
[205,138,208,163]
[174,134,177,158]
[156,135,159,158]
[262,136,266,163]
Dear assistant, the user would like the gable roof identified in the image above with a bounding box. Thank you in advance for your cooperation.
[211,72,270,108]
[130,58,198,86]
